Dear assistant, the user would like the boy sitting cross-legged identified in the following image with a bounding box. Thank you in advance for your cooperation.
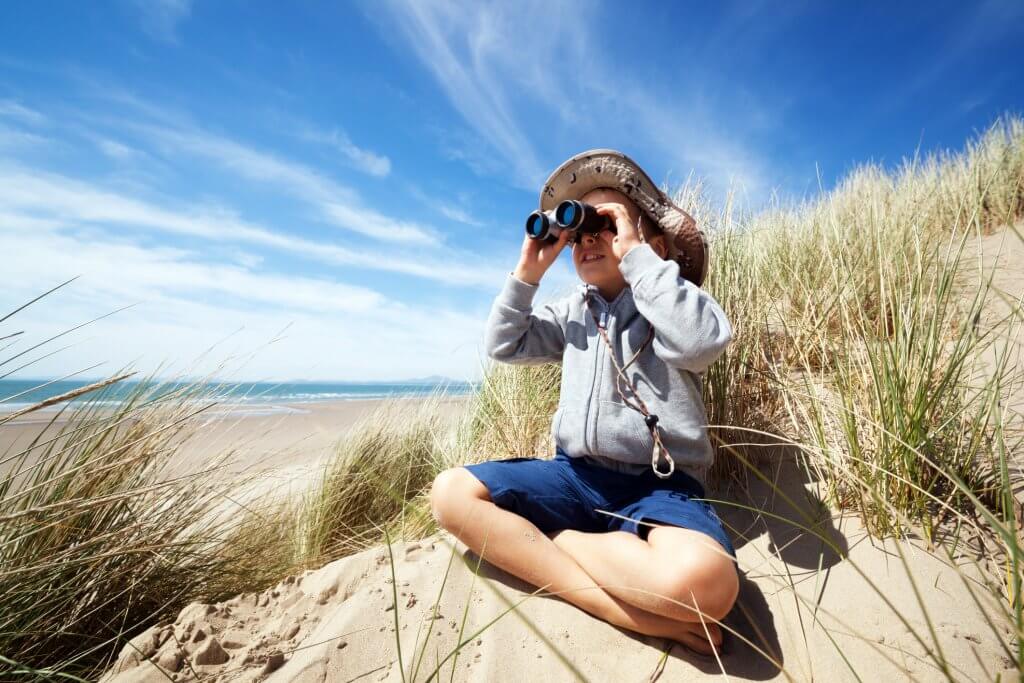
[431,149,738,655]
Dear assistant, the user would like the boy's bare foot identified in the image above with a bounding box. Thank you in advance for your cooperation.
[670,620,723,656]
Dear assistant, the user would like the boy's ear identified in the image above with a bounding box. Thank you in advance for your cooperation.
[650,234,669,259]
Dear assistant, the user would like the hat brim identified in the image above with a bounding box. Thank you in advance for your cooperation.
[539,149,708,286]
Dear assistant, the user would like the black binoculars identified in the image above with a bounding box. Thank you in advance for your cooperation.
[525,200,615,245]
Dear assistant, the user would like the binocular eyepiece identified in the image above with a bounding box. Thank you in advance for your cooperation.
[525,200,614,245]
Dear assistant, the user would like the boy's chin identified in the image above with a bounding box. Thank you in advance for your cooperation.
[575,270,614,289]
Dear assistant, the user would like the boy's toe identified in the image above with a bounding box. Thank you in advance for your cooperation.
[673,621,722,658]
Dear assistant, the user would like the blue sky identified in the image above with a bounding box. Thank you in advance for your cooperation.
[1,1,1022,382]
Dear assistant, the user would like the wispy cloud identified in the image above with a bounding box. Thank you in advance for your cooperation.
[129,0,193,43]
[0,100,49,150]
[1,228,489,381]
[136,123,436,244]
[584,82,772,202]
[0,99,46,126]
[372,0,549,190]
[0,165,507,287]
[1,228,386,315]
[0,124,48,150]
[436,202,484,227]
[408,184,485,227]
[372,0,772,200]
[93,137,142,161]
[905,0,1024,102]
[298,125,392,177]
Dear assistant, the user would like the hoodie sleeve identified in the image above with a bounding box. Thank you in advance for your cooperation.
[618,244,732,373]
[483,273,569,365]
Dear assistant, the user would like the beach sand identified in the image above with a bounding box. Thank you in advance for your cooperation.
[965,223,1024,422]
[1,396,470,500]
[101,452,1014,682]
[92,225,1022,680]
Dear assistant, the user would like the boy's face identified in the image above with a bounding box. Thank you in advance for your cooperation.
[571,188,655,297]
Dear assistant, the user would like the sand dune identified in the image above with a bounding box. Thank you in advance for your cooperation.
[964,223,1024,422]
[101,227,1023,682]
[102,453,1013,682]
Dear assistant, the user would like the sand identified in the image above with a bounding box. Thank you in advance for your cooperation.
[961,223,1024,506]
[94,225,1022,681]
[963,223,1024,423]
[1,396,469,498]
[101,452,1014,682]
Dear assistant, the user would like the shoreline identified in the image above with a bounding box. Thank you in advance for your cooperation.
[1,395,473,488]
[0,393,474,424]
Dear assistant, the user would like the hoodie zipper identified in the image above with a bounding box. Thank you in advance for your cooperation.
[587,302,612,454]
[582,297,602,455]
[584,289,629,456]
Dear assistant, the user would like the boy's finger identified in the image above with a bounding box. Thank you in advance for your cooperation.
[545,230,571,259]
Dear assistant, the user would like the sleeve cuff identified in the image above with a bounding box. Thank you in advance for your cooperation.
[618,243,668,285]
[497,272,540,310]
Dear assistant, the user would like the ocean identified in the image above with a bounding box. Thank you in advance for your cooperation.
[0,378,478,415]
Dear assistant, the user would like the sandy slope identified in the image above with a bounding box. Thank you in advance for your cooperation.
[961,223,1024,420]
[1,397,468,502]
[102,452,1015,682]
[959,223,1024,506]
[100,227,1024,682]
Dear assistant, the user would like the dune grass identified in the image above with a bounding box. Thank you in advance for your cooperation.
[0,375,301,677]
[291,117,1024,679]
[2,115,1023,679]
[694,116,1024,529]
[296,395,454,564]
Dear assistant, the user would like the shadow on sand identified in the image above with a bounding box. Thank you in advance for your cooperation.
[461,450,850,679]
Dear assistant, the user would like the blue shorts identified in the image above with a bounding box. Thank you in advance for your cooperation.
[463,448,736,560]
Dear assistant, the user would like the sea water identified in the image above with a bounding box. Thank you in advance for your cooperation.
[0,378,477,415]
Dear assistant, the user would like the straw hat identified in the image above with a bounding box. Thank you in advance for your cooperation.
[539,149,708,286]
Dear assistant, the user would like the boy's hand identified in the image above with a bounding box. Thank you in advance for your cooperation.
[513,229,571,285]
[594,203,644,260]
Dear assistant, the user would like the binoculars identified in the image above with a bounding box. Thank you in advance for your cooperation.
[525,200,615,245]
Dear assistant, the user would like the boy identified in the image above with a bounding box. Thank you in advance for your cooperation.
[430,150,738,655]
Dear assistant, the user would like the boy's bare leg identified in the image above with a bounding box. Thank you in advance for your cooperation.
[547,527,739,625]
[430,468,722,653]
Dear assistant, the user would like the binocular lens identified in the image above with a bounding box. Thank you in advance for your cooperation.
[526,213,546,238]
[555,201,579,228]
[524,201,613,244]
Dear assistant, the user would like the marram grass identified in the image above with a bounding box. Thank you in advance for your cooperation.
[0,377,297,677]
[1,114,1023,678]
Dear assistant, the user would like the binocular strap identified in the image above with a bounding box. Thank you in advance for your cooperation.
[584,291,675,479]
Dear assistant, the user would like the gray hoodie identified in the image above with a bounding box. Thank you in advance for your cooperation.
[483,243,732,487]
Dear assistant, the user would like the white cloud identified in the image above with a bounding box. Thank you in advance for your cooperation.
[0,223,489,382]
[587,84,772,203]
[372,0,549,190]
[137,124,435,244]
[0,123,48,150]
[0,100,46,126]
[408,184,486,227]
[94,137,141,161]
[0,229,385,315]
[436,202,484,227]
[0,166,508,287]
[299,126,392,177]
[373,0,771,200]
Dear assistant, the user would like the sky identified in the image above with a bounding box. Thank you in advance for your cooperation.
[1,1,1022,383]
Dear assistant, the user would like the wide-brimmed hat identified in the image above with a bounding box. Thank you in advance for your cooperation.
[539,149,708,286]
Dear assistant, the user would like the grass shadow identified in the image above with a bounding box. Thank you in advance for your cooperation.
[722,448,850,571]
[460,540,783,679]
